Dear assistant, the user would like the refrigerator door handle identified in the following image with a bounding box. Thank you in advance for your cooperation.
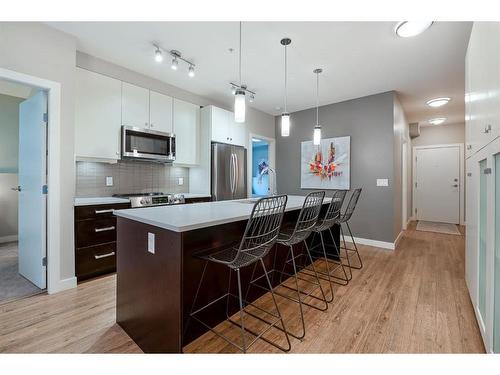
[234,153,239,195]
[229,153,235,195]
[232,153,237,194]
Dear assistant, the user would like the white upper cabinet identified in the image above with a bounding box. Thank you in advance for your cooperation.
[149,90,173,133]
[173,98,200,166]
[211,106,230,144]
[208,105,247,147]
[75,68,122,161]
[121,82,150,128]
[466,22,500,157]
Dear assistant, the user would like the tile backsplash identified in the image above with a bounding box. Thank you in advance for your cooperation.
[76,161,189,197]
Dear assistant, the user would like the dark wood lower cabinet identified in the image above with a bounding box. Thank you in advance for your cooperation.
[74,202,130,282]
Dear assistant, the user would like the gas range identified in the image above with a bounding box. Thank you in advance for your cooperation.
[113,192,185,208]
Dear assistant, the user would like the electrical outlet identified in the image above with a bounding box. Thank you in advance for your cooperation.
[376,178,389,187]
[105,176,113,186]
[178,177,184,186]
[148,233,155,254]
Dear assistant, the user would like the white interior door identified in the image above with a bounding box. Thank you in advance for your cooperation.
[415,146,460,224]
[18,90,47,289]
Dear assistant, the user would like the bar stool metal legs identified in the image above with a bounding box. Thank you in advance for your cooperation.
[187,194,291,353]
[339,221,363,270]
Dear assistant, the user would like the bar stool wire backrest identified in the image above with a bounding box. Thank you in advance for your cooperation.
[341,188,362,222]
[283,191,325,245]
[315,189,347,231]
[229,195,288,269]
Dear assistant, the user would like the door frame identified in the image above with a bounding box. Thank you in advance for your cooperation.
[247,133,276,198]
[0,67,64,294]
[412,143,465,225]
[402,141,408,230]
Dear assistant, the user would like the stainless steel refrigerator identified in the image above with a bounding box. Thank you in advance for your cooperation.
[211,143,247,201]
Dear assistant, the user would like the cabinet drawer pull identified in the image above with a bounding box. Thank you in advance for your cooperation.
[95,226,115,232]
[95,209,114,214]
[94,252,115,260]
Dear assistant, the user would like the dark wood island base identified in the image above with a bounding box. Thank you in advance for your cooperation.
[116,204,339,353]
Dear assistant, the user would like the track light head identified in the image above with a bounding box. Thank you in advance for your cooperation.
[188,65,195,78]
[171,57,178,70]
[154,47,163,63]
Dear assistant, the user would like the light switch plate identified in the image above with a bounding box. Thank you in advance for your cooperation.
[105,176,113,186]
[148,232,155,254]
[376,178,389,187]
[178,177,184,186]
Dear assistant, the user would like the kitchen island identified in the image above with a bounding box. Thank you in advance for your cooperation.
[114,196,339,353]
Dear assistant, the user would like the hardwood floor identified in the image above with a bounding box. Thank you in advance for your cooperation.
[0,223,485,353]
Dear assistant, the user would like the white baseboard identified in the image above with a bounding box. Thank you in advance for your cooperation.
[0,235,18,244]
[344,236,395,250]
[48,276,77,294]
[394,231,404,249]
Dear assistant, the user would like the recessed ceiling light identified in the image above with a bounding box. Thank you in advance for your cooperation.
[426,97,451,107]
[395,21,433,38]
[428,117,446,125]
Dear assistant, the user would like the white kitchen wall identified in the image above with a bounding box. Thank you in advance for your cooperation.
[0,22,77,282]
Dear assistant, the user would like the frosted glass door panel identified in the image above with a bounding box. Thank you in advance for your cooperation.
[494,153,500,353]
[479,158,488,325]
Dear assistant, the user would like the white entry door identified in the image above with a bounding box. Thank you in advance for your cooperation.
[18,91,48,289]
[415,145,460,224]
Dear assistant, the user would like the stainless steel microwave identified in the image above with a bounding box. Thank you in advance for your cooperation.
[121,126,175,162]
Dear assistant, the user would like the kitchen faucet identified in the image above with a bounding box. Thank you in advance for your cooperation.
[258,166,278,196]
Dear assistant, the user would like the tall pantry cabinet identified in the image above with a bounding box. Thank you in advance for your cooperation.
[465,22,500,353]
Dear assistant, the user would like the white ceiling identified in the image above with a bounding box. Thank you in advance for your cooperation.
[48,21,472,126]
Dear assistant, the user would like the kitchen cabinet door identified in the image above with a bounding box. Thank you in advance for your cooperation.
[173,98,200,166]
[75,68,122,161]
[210,106,230,144]
[149,90,173,133]
[229,117,247,147]
[121,82,150,128]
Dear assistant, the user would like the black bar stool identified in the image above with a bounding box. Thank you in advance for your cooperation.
[248,191,328,340]
[337,188,363,270]
[188,195,290,353]
[303,189,350,303]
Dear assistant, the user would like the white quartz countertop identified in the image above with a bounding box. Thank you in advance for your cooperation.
[183,193,212,199]
[74,197,130,206]
[114,195,331,233]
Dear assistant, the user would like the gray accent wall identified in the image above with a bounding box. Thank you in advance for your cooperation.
[275,91,400,243]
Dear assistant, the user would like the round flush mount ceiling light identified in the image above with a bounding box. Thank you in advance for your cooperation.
[395,21,433,37]
[426,97,451,107]
[428,117,446,125]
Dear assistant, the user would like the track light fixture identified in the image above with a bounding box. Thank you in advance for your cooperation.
[152,44,196,78]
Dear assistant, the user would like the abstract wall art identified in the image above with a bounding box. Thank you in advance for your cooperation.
[300,136,350,190]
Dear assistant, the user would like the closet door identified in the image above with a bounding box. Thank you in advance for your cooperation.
[493,144,500,353]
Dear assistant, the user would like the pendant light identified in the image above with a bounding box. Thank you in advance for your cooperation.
[313,68,322,145]
[234,22,246,123]
[280,38,291,137]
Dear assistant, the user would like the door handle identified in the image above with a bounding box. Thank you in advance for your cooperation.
[95,226,115,233]
[229,153,234,194]
[232,153,237,194]
[95,209,114,214]
[11,186,21,192]
[234,153,239,194]
[452,184,458,188]
[94,252,115,260]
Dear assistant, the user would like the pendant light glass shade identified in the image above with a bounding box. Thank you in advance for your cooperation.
[234,90,246,123]
[313,125,321,145]
[280,38,291,137]
[281,113,290,137]
[312,68,323,145]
